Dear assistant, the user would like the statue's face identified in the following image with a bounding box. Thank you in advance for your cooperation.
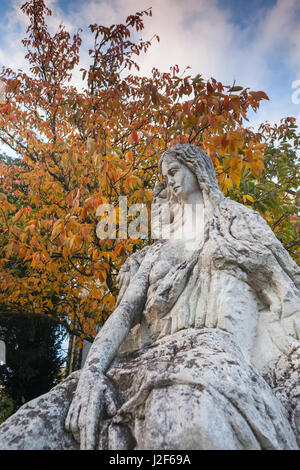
[161,153,200,203]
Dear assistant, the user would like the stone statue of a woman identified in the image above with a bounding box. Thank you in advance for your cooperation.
[0,144,299,450]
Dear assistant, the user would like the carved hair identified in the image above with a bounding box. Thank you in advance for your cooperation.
[157,144,300,318]
[158,144,224,205]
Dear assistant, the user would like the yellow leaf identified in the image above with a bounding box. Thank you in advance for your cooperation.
[243,195,255,203]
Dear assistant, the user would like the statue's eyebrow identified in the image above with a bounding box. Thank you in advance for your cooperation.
[161,159,180,178]
[166,163,181,172]
[167,166,180,176]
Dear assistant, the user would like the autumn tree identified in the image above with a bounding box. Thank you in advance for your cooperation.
[0,154,65,409]
[0,0,298,347]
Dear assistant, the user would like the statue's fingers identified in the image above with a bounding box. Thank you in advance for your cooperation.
[68,403,81,443]
[104,385,119,417]
[65,406,73,431]
[65,403,76,432]
[70,403,81,432]
[78,402,87,429]
[84,388,104,450]
[78,403,89,449]
[294,317,300,341]
[80,422,87,450]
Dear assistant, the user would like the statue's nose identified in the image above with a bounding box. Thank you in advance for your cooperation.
[168,176,175,186]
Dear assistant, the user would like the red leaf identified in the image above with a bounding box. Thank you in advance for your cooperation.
[131,130,139,143]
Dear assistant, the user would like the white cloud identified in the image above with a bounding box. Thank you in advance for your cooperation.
[260,0,300,73]
[0,0,300,133]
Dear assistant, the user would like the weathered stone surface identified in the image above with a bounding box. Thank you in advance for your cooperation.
[0,371,80,450]
[0,329,298,450]
[0,144,299,450]
[109,329,298,450]
[264,346,300,447]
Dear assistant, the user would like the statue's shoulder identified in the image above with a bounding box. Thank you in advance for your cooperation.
[220,196,263,220]
[116,241,164,305]
[219,197,276,243]
[120,240,164,272]
[219,197,300,282]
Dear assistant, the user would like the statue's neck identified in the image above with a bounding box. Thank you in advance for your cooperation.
[169,203,204,244]
[178,190,203,205]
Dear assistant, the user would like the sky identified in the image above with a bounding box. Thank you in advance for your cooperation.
[0,0,300,156]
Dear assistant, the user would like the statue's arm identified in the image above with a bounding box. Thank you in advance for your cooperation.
[65,250,154,449]
[82,243,155,374]
[83,255,152,374]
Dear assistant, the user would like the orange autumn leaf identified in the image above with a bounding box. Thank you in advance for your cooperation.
[0,0,295,347]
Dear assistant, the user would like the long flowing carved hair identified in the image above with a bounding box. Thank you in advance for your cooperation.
[158,144,224,207]
[157,144,300,321]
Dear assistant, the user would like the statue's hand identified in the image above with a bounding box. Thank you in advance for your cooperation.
[65,366,120,450]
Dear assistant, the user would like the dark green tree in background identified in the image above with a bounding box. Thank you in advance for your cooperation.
[0,153,66,422]
[0,314,65,409]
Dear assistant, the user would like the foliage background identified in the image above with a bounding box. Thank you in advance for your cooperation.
[0,1,298,417]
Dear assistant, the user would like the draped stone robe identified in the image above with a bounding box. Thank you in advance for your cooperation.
[118,196,300,375]
[0,197,299,450]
